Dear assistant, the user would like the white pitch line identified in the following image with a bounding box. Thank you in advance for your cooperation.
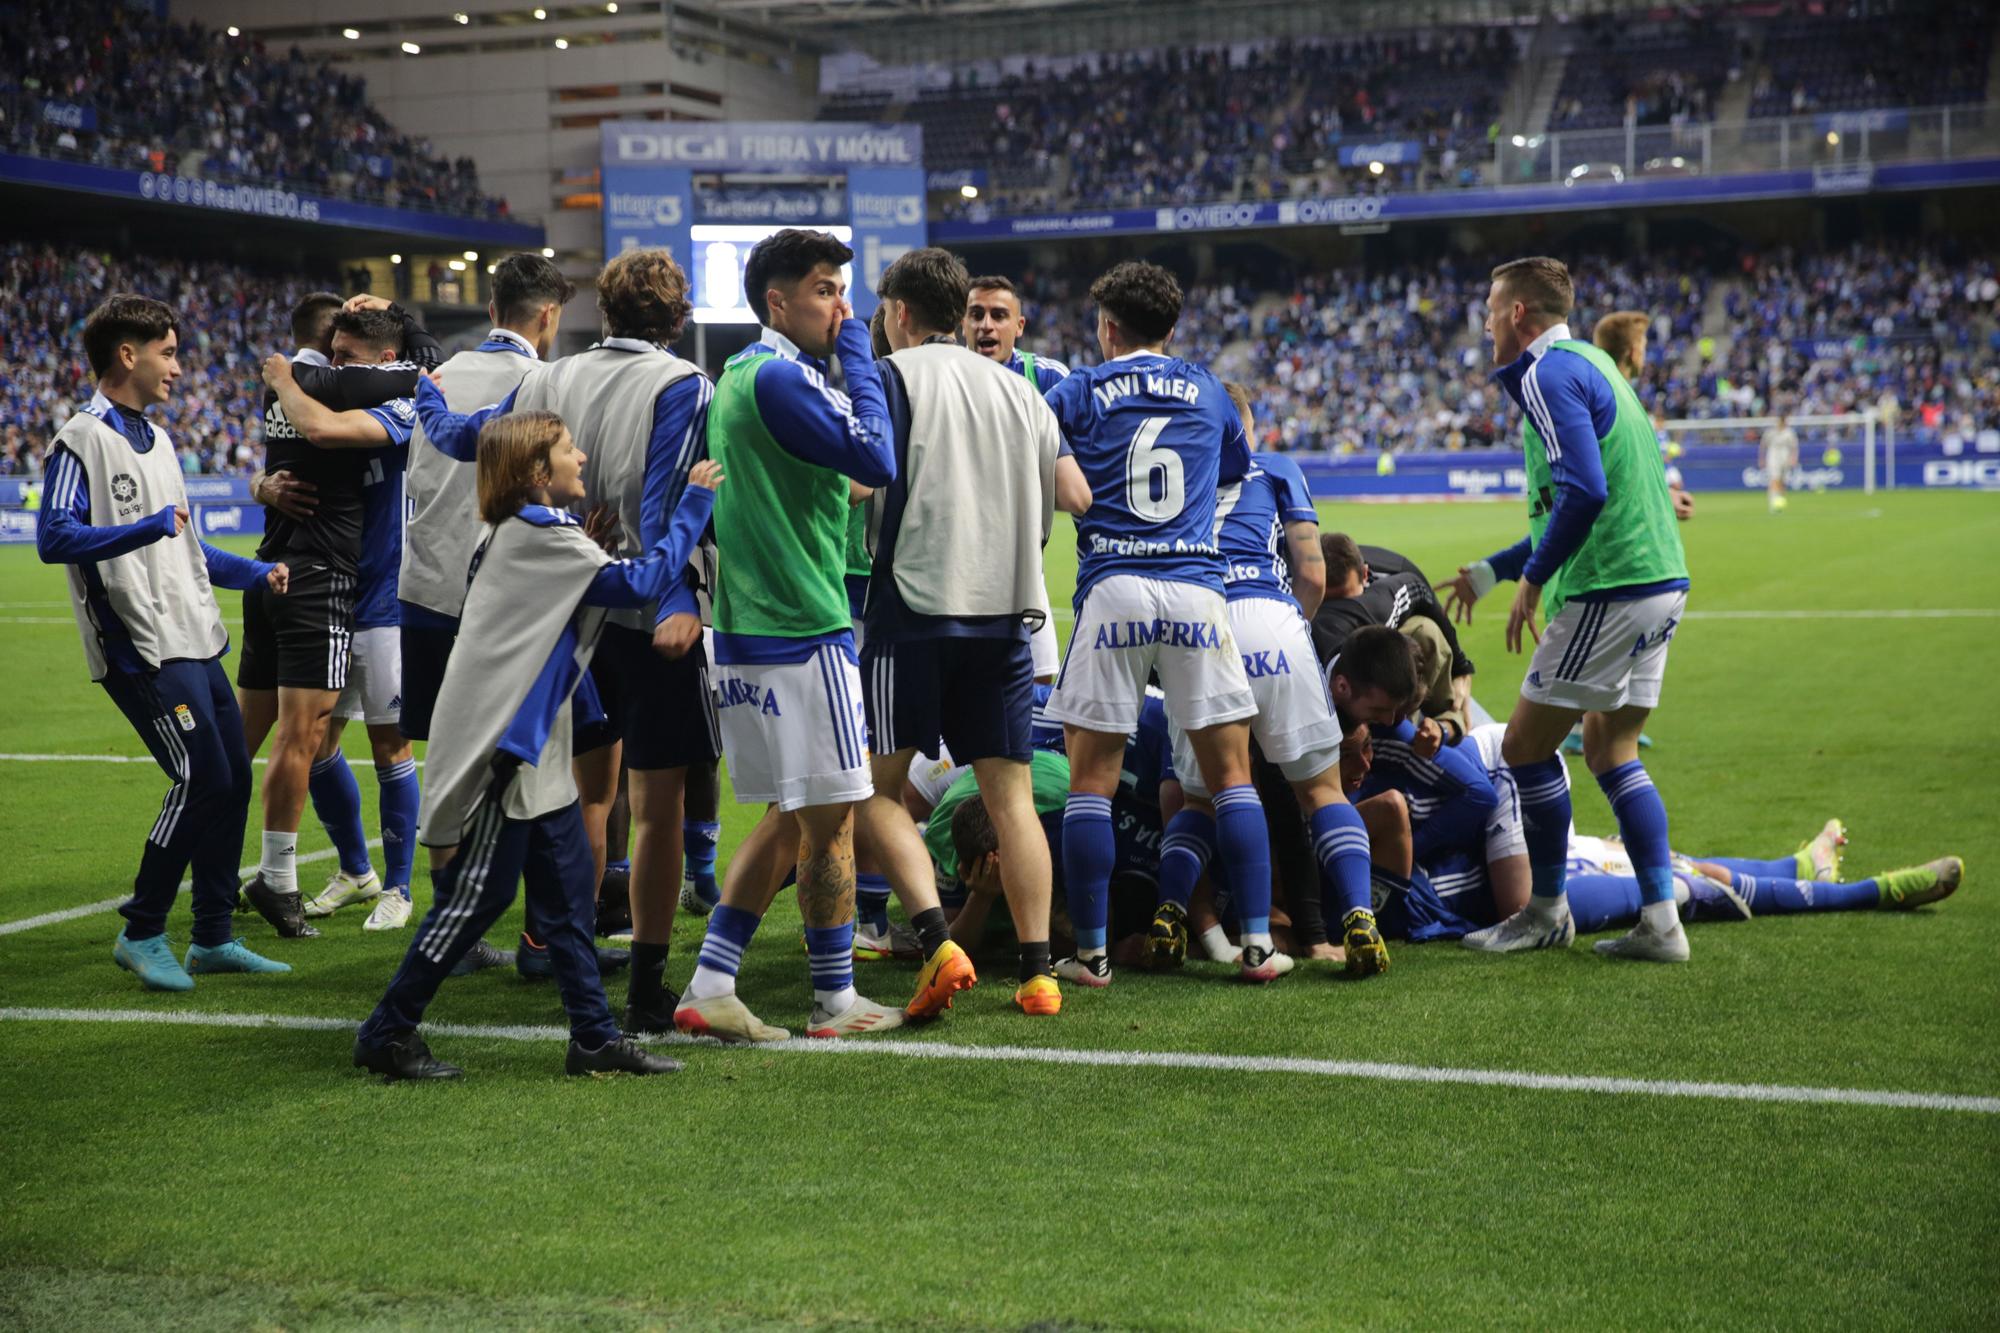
[0,839,381,937]
[1,1006,1994,1115]
[1684,609,2000,621]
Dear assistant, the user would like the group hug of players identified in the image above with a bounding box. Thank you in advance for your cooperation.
[41,238,1964,1080]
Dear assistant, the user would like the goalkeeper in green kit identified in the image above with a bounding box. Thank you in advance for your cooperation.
[1443,257,1694,962]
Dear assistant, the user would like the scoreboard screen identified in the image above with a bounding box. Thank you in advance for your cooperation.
[691,224,854,325]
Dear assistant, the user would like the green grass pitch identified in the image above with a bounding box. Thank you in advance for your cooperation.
[1,489,1996,1330]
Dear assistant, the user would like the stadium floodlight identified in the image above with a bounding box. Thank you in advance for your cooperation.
[463,250,479,261]
[541,247,556,258]
[1510,134,1526,148]
[449,259,468,271]
[534,6,547,17]
[342,27,360,39]
[554,37,569,48]
[1368,160,1385,175]
[487,264,497,274]
[454,11,469,21]
[402,41,421,54]
[226,26,240,36]
[960,184,979,199]
[1826,131,1841,146]
[390,253,403,264]
[607,1,619,10]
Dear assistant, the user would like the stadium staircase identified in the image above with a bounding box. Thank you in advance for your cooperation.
[1508,21,1574,141]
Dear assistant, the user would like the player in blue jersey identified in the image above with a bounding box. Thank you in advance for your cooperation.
[1444,257,1693,963]
[1385,726,1965,940]
[1148,381,1386,979]
[964,274,1069,683]
[259,305,423,935]
[1040,261,1278,987]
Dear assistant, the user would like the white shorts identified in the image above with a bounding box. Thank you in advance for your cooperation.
[1044,576,1255,734]
[1483,764,1528,863]
[333,626,401,725]
[1521,589,1686,714]
[1168,596,1343,799]
[715,643,873,812]
[1765,445,1796,475]
[1030,617,1059,680]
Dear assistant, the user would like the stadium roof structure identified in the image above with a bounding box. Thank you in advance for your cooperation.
[707,0,1691,62]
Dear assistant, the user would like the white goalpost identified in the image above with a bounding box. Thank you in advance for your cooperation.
[1661,410,1889,494]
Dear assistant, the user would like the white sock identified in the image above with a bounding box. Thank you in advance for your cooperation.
[261,831,298,891]
[1078,945,1108,963]
[1641,899,1680,933]
[1241,930,1273,955]
[1196,924,1236,961]
[684,963,735,1001]
[1524,893,1565,919]
[814,984,858,1013]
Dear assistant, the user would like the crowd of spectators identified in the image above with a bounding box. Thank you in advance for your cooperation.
[862,29,1513,215]
[3,238,1996,478]
[0,0,506,218]
[0,241,322,478]
[1010,242,2000,455]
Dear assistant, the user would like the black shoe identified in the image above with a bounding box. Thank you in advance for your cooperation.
[242,874,320,939]
[596,864,633,938]
[595,945,631,975]
[566,1035,683,1077]
[622,982,683,1036]
[353,1032,462,1081]
[447,938,515,978]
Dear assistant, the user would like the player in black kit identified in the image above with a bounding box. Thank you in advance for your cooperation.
[234,293,438,936]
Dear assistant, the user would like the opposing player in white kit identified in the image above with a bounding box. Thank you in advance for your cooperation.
[1039,261,1282,986]
[1151,383,1388,978]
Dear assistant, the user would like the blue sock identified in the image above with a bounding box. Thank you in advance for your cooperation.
[1597,760,1674,906]
[1061,793,1114,952]
[1212,784,1272,939]
[1738,874,1883,914]
[1565,873,1647,933]
[376,758,419,899]
[1509,756,1572,902]
[1703,855,1805,882]
[1309,801,1372,919]
[805,923,856,1003]
[694,903,760,980]
[855,872,892,932]
[308,749,372,878]
[683,819,720,906]
[1156,809,1216,910]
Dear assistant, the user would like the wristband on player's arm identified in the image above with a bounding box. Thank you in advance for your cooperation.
[1466,560,1497,601]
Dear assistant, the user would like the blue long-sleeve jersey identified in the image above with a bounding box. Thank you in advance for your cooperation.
[489,486,715,768]
[414,350,715,626]
[37,409,272,673]
[1489,325,1609,588]
[1358,719,1499,864]
[751,319,895,485]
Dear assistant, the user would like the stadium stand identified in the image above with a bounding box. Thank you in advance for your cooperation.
[3,234,1995,478]
[0,241,323,477]
[0,0,508,218]
[1746,2,1995,117]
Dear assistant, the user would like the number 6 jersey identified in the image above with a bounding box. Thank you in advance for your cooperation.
[1043,349,1250,608]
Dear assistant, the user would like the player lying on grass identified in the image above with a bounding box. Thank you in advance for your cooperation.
[351,412,718,1081]
[925,695,1176,962]
[39,294,293,992]
[1353,724,1964,942]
